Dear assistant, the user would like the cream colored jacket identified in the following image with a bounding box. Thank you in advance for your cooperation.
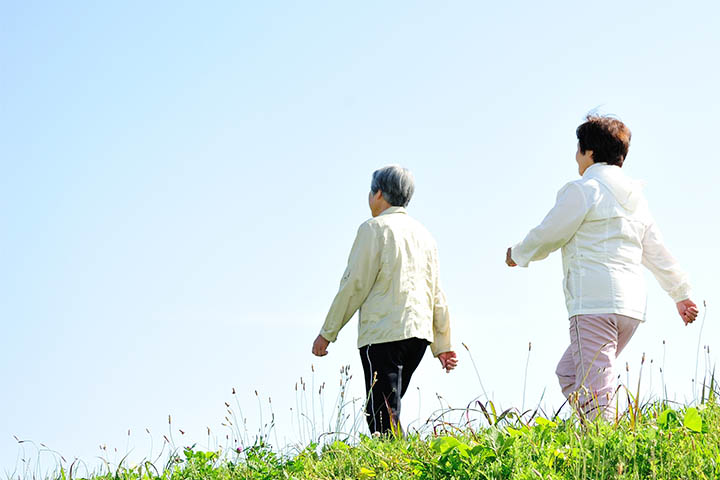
[512,163,691,321]
[320,207,451,357]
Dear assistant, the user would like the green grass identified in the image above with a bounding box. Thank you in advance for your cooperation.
[13,305,716,479]
[35,399,720,480]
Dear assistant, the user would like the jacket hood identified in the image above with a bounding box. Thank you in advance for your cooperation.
[585,163,643,211]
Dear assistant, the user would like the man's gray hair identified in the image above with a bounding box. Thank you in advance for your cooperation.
[370,165,415,207]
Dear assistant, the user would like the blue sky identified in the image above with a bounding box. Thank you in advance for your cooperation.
[2,0,719,473]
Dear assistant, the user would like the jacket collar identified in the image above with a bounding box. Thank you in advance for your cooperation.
[583,162,642,210]
[582,162,611,177]
[379,206,407,216]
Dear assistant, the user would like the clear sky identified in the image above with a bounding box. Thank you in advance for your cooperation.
[2,0,719,474]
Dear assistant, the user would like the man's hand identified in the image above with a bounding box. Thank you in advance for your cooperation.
[438,351,458,373]
[506,247,517,267]
[312,335,330,357]
[677,299,699,326]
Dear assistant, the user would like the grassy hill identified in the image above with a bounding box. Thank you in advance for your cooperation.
[30,398,720,480]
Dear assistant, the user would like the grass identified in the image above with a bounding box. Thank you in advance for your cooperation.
[23,398,720,480]
[9,303,718,479]
[11,379,720,480]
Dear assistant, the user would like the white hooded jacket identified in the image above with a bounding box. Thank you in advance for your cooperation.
[511,163,691,320]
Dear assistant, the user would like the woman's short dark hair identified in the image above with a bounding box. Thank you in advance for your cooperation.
[370,165,415,207]
[576,115,632,167]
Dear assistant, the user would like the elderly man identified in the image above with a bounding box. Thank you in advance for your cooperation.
[312,165,457,435]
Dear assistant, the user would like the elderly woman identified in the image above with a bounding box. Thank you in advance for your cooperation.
[507,115,699,420]
[312,165,458,434]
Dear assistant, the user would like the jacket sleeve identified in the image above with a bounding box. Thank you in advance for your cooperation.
[511,182,590,267]
[430,272,452,357]
[641,221,691,302]
[319,222,381,342]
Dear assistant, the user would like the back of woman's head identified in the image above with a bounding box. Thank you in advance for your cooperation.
[576,115,632,167]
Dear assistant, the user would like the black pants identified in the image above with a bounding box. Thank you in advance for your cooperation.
[359,337,429,434]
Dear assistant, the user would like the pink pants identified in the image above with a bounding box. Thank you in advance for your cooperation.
[555,314,641,420]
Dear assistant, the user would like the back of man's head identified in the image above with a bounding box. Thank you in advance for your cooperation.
[371,165,415,207]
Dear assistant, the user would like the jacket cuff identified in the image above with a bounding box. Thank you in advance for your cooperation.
[511,242,531,268]
[669,284,692,303]
[430,339,452,357]
[319,328,338,343]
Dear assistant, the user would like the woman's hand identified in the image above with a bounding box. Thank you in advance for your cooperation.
[676,299,699,325]
[506,247,517,267]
